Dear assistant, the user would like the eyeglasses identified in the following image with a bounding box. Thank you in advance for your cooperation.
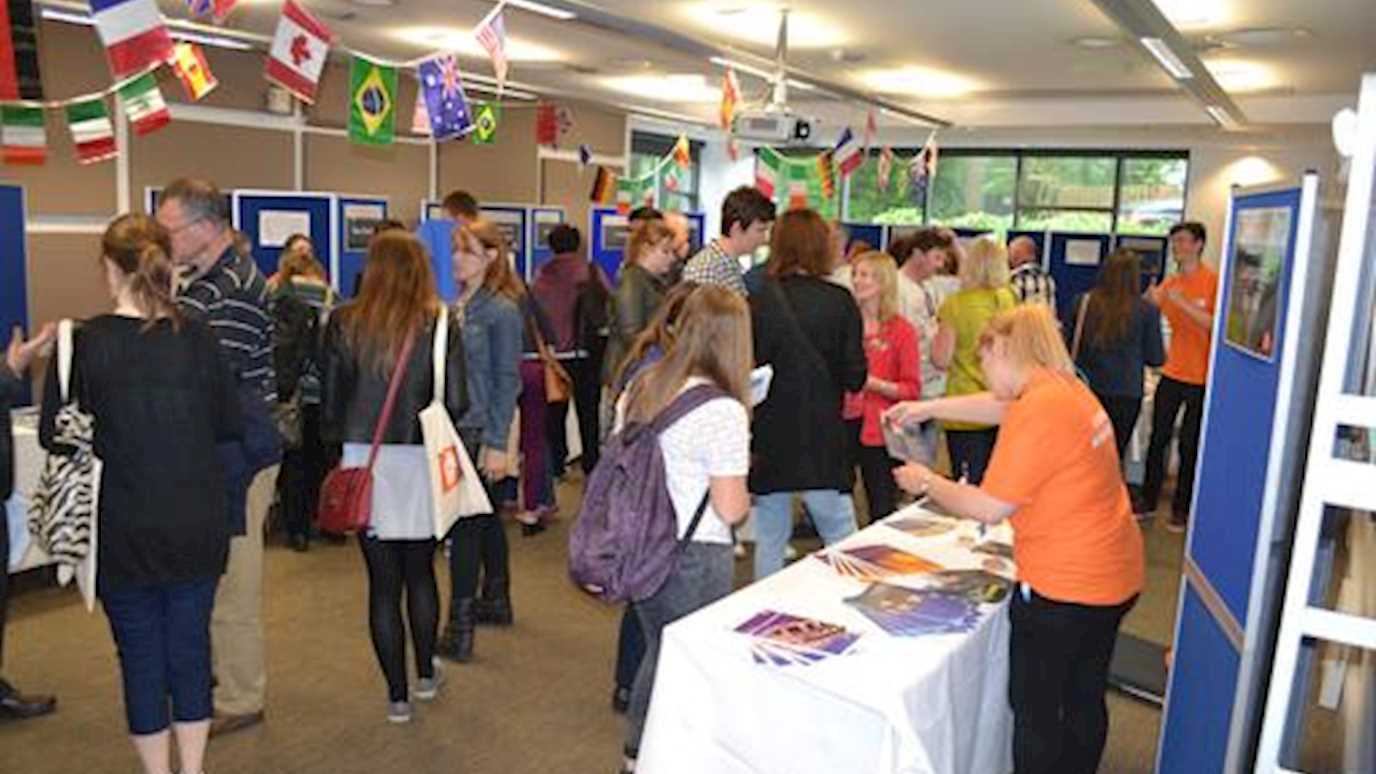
[162,216,206,237]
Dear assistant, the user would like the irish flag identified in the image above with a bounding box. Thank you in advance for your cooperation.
[755,148,781,199]
[66,98,117,164]
[90,0,174,80]
[1,105,44,164]
[118,72,170,136]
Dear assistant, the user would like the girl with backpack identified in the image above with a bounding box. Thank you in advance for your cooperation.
[610,285,753,774]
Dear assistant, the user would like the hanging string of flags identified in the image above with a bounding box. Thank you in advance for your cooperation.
[0,0,519,166]
[588,133,693,214]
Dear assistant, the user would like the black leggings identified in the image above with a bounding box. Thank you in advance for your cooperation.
[448,433,511,600]
[358,536,439,702]
[857,445,900,522]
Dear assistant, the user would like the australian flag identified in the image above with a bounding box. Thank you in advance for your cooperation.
[419,55,474,141]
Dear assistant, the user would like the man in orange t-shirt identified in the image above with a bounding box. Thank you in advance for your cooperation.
[1140,221,1219,532]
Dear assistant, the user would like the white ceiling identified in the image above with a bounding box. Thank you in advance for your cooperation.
[160,0,1376,132]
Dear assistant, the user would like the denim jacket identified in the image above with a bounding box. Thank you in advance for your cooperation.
[455,288,523,451]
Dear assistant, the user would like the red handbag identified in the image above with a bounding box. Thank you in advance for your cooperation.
[317,332,415,534]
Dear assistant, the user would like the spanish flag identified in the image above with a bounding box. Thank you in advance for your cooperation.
[589,166,617,205]
[169,43,217,101]
[672,134,691,170]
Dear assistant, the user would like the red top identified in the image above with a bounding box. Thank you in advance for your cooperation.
[844,315,921,446]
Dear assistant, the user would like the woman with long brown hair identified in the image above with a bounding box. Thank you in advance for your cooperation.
[748,208,867,580]
[615,285,753,774]
[321,232,467,723]
[39,214,243,774]
[1068,248,1165,464]
[437,218,523,662]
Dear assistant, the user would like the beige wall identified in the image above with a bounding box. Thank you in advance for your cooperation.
[4,20,629,333]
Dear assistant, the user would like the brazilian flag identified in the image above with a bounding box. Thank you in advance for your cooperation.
[349,57,397,146]
[472,102,500,145]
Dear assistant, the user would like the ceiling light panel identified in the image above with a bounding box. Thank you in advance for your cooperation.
[685,4,846,48]
[863,66,980,98]
[393,27,562,61]
[504,0,576,21]
[1140,37,1193,79]
[602,74,720,104]
[1150,0,1227,29]
[1203,59,1273,93]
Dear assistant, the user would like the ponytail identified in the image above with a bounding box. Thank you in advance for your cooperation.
[101,213,183,331]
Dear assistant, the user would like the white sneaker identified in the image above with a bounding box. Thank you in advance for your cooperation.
[415,660,444,701]
[387,700,412,724]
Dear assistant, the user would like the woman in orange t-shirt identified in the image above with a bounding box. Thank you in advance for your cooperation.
[885,304,1144,774]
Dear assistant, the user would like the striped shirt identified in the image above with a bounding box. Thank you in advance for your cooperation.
[1011,263,1058,313]
[177,248,277,405]
[682,240,748,296]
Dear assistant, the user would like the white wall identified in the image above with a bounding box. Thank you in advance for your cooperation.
[697,138,756,238]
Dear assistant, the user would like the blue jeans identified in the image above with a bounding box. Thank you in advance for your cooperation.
[752,490,858,580]
[102,578,219,735]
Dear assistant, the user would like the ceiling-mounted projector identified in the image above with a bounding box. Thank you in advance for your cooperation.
[732,108,816,144]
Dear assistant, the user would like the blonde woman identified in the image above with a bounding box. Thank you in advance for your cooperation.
[844,251,920,521]
[886,304,1144,774]
[615,285,753,774]
[932,236,1016,483]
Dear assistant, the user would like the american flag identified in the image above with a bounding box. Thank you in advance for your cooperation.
[474,4,508,94]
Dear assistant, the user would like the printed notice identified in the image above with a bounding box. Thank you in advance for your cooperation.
[258,210,312,248]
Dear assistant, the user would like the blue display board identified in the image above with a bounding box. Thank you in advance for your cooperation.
[0,185,31,404]
[1189,187,1302,623]
[1158,588,1240,773]
[1114,234,1169,290]
[528,207,566,278]
[480,205,530,280]
[233,191,336,283]
[336,196,389,299]
[1047,232,1112,313]
[686,212,706,254]
[1006,230,1048,268]
[590,206,630,282]
[843,223,885,255]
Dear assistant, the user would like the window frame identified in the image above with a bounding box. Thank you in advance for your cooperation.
[843,146,1190,235]
[629,130,704,213]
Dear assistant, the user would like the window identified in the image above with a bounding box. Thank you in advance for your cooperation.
[630,131,702,213]
[842,148,1189,236]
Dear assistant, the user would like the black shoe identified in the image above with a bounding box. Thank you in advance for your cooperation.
[610,685,630,714]
[475,576,514,626]
[436,598,476,662]
[0,679,56,720]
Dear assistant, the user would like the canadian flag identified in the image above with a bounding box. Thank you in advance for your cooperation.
[265,0,331,104]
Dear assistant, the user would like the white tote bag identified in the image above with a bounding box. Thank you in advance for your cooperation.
[420,306,491,539]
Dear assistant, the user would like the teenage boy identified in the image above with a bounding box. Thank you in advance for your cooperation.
[682,186,775,296]
[1140,221,1219,532]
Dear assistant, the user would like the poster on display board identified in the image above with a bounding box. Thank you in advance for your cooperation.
[233,191,337,282]
[1223,207,1292,361]
[1064,238,1104,266]
[421,199,445,222]
[342,201,386,251]
[479,205,528,277]
[529,207,566,276]
[1115,234,1168,278]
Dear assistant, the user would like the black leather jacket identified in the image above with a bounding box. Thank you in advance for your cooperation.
[320,310,468,445]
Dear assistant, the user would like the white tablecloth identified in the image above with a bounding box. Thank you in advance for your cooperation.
[638,504,1016,774]
[7,410,53,574]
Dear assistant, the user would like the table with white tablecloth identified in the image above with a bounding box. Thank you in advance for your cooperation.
[638,504,1017,774]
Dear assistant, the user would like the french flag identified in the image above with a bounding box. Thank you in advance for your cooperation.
[834,126,864,179]
[90,0,174,80]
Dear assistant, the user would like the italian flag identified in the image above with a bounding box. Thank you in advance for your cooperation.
[118,72,170,136]
[755,148,781,199]
[1,105,46,165]
[66,98,117,165]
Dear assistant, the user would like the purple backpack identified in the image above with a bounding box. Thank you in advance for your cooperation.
[569,384,726,603]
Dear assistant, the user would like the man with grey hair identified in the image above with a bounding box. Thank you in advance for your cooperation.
[1008,235,1057,312]
[156,177,280,737]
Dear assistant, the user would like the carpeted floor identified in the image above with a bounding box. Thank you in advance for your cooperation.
[1,475,1186,774]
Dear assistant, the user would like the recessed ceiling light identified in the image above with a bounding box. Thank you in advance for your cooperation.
[687,4,845,48]
[1151,0,1225,29]
[1203,59,1273,92]
[602,74,719,104]
[393,27,562,61]
[1214,27,1312,47]
[864,66,980,98]
[1070,35,1121,49]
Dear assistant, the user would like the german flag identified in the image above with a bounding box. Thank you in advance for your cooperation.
[817,150,836,199]
[589,166,617,205]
